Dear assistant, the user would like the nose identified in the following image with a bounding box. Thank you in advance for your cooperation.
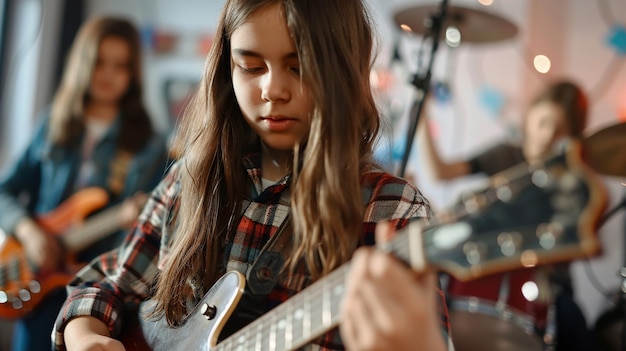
[261,69,290,103]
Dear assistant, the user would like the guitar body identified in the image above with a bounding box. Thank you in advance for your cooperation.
[122,271,246,351]
[0,187,109,319]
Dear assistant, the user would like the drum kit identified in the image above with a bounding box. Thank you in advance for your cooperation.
[391,2,626,351]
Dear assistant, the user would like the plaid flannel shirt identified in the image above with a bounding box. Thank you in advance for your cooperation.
[53,151,449,350]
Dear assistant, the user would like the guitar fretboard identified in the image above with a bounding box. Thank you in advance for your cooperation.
[217,264,348,351]
[62,205,123,252]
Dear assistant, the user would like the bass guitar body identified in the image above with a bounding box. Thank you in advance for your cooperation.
[0,187,109,319]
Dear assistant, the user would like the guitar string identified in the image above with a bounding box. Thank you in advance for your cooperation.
[2,256,23,286]
[218,264,350,350]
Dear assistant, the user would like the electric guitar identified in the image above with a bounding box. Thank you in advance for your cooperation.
[123,141,604,350]
[0,187,142,319]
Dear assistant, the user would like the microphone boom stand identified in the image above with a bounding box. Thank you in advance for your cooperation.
[398,0,449,177]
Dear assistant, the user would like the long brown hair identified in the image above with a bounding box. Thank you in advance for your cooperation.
[155,0,380,325]
[48,16,153,153]
[530,80,588,138]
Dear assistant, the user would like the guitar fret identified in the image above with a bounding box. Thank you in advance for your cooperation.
[236,331,246,350]
[331,283,343,322]
[269,315,277,350]
[276,318,285,350]
[302,270,344,342]
[310,287,324,335]
[8,256,20,282]
[223,283,329,351]
[0,259,9,285]
[285,303,293,350]
[292,307,303,348]
[303,294,311,342]
[255,322,262,351]
[0,259,9,286]
[322,279,329,327]
[223,337,233,350]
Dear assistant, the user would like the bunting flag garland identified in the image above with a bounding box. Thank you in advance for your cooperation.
[606,24,626,55]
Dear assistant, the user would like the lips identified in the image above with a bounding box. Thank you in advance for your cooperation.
[263,114,291,121]
[261,115,296,132]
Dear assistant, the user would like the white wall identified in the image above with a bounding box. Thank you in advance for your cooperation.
[0,0,63,171]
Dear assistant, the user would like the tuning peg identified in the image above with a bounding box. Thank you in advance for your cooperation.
[497,231,523,257]
[463,241,488,265]
[18,288,31,302]
[536,222,564,250]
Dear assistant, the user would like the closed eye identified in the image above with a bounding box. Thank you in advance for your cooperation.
[237,64,264,74]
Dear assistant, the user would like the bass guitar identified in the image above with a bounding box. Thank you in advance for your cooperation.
[0,187,140,319]
[122,141,604,350]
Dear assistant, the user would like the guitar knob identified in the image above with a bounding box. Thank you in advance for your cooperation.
[28,280,41,294]
[0,290,7,303]
[11,296,23,310]
[531,169,550,188]
[496,186,513,202]
[18,289,31,302]
[557,172,578,192]
[497,231,523,256]
[200,303,217,320]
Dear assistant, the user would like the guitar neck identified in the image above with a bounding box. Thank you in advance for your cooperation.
[61,204,124,252]
[216,264,350,351]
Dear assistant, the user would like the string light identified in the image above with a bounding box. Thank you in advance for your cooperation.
[521,281,539,302]
[478,0,494,6]
[446,26,461,47]
[533,55,551,74]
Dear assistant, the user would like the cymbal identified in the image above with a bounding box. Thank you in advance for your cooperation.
[393,4,518,43]
[583,122,626,177]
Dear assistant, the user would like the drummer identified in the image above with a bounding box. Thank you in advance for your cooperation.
[417,80,593,351]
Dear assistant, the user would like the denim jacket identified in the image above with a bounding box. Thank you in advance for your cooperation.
[0,111,170,259]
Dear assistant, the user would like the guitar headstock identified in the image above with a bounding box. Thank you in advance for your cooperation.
[418,140,607,281]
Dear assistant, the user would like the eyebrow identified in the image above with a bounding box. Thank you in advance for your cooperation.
[231,48,298,60]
